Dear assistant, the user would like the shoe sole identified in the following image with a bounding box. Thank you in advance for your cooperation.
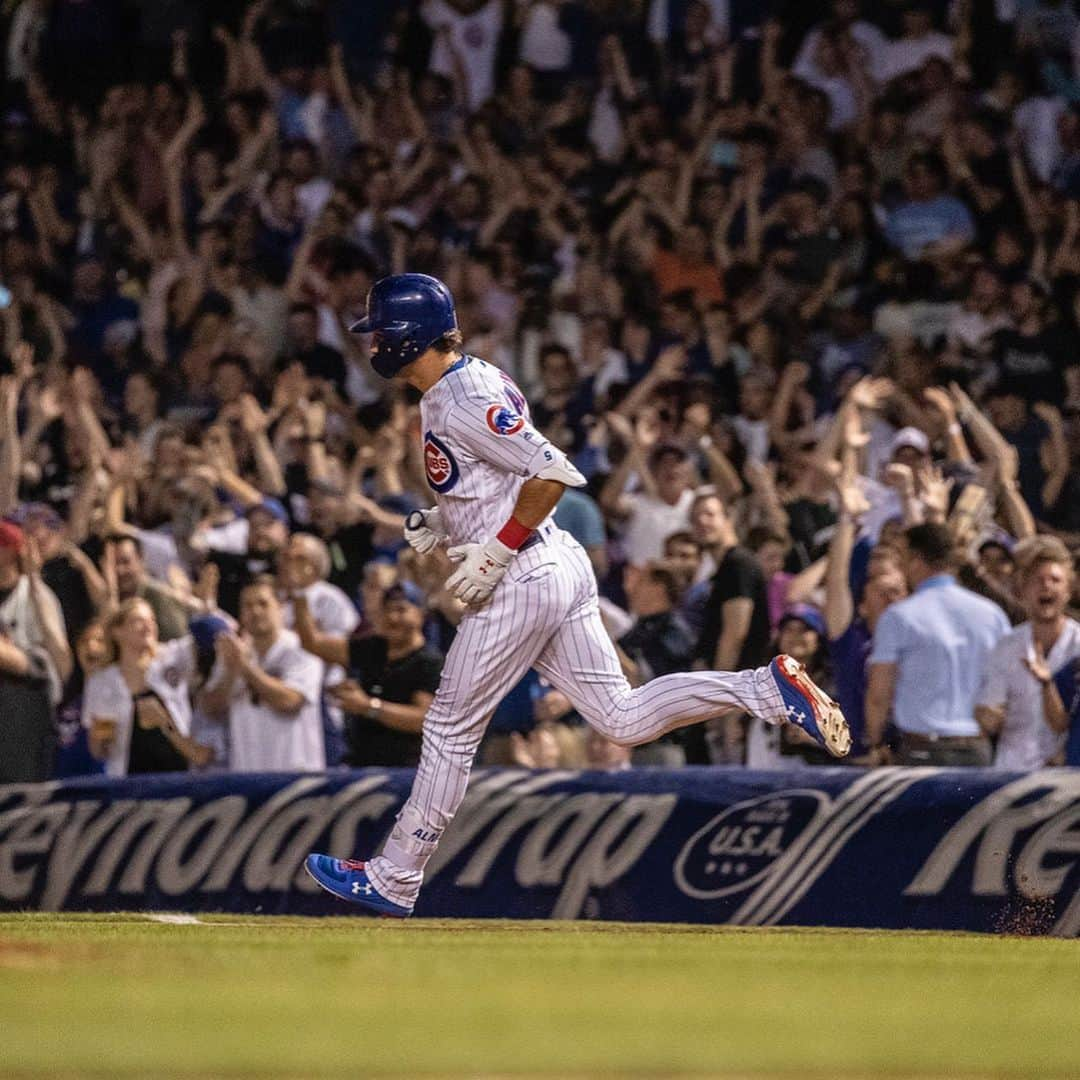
[776,655,852,758]
[303,861,412,918]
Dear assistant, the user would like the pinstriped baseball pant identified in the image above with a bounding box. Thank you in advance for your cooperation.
[367,530,785,907]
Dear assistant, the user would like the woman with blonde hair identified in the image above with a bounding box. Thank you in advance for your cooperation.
[82,597,212,776]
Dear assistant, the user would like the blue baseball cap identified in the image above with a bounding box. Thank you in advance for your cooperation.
[189,614,230,653]
[246,498,289,525]
[778,604,826,638]
[383,580,426,608]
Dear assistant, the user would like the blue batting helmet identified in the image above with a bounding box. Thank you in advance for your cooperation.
[349,273,458,378]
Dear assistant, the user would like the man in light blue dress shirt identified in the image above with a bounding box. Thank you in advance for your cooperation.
[866,523,1009,765]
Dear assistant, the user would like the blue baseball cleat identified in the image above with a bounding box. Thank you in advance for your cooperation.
[304,855,413,917]
[770,654,852,758]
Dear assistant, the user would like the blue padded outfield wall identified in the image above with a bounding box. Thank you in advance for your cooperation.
[1,767,1078,935]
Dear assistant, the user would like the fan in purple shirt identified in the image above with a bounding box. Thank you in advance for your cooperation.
[824,474,908,758]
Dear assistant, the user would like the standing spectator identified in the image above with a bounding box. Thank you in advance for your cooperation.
[279,532,359,641]
[554,485,608,582]
[866,523,1010,765]
[104,535,189,642]
[883,152,975,261]
[203,499,291,617]
[746,604,831,770]
[617,561,696,766]
[601,415,694,566]
[977,537,1080,768]
[203,576,325,772]
[0,521,71,781]
[54,618,109,778]
[279,530,360,761]
[294,580,442,767]
[82,599,211,778]
[824,470,908,759]
[422,0,505,113]
[692,490,772,763]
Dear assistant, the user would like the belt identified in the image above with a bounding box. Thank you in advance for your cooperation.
[899,732,986,749]
[520,523,556,553]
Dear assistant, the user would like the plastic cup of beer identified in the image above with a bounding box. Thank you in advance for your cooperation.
[91,717,118,751]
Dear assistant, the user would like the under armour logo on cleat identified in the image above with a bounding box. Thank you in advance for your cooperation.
[352,881,374,896]
[786,704,807,723]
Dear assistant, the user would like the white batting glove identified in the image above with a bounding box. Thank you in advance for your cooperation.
[445,538,514,605]
[404,507,447,554]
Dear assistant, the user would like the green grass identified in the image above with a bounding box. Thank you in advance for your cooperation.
[0,914,1077,1078]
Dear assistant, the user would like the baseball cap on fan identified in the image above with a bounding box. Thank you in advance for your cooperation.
[889,426,930,464]
[383,581,426,609]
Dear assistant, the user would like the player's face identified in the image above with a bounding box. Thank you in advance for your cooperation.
[1022,561,1072,623]
[859,570,907,630]
[240,585,282,640]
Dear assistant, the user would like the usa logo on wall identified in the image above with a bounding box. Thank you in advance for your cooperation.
[424,431,459,492]
[486,404,525,436]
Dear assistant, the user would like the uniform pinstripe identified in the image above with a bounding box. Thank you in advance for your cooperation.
[366,357,786,907]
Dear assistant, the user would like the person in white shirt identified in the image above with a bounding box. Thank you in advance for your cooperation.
[280,533,359,640]
[83,598,211,777]
[203,575,325,773]
[422,0,504,112]
[877,5,953,86]
[977,537,1080,769]
[600,429,694,566]
[279,531,359,755]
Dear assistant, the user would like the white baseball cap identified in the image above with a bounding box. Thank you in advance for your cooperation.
[889,426,930,458]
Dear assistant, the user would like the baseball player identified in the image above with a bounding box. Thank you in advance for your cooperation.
[305,274,850,916]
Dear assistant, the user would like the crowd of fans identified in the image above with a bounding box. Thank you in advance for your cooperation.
[3,0,1080,783]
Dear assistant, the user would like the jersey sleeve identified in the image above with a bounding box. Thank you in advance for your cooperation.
[444,399,562,479]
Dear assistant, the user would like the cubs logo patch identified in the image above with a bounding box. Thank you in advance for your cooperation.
[498,372,529,418]
[424,430,459,493]
[486,404,525,436]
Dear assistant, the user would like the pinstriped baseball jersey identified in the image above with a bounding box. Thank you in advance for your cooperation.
[362,352,799,911]
[420,355,570,545]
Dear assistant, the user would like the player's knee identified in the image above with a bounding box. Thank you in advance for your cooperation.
[581,708,639,748]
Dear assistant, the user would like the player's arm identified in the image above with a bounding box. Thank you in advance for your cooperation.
[511,477,566,530]
[442,401,585,603]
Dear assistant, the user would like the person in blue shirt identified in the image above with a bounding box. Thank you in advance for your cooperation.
[884,152,975,261]
[866,522,1010,765]
[824,472,908,761]
[553,486,608,581]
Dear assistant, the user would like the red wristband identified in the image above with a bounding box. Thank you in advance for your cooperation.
[496,516,533,550]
